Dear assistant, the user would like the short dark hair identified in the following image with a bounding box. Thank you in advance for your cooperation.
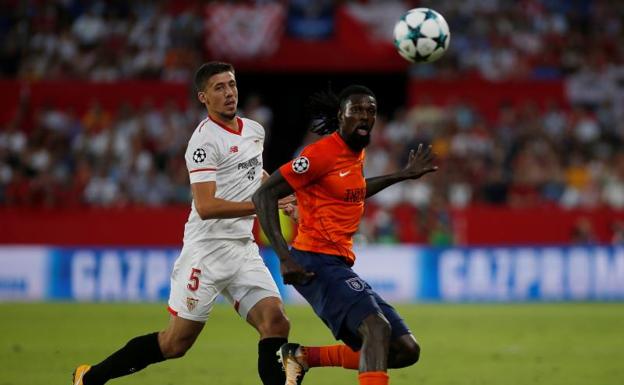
[338,85,375,108]
[194,62,235,92]
[308,84,376,135]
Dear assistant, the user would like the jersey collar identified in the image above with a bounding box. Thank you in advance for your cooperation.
[209,115,244,136]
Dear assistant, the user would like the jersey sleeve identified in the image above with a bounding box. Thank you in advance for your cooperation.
[279,143,334,190]
[185,140,220,184]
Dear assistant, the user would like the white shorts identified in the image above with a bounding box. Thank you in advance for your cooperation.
[168,238,281,322]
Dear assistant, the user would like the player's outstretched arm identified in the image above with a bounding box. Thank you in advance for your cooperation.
[365,143,437,199]
[253,171,315,285]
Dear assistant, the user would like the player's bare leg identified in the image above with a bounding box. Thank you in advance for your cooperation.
[247,296,290,338]
[246,296,297,385]
[73,315,203,385]
[356,312,391,384]
[157,315,204,358]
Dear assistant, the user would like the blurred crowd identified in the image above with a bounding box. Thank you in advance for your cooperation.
[2,0,622,81]
[0,94,272,208]
[291,95,624,245]
[416,0,623,80]
[4,89,622,244]
[1,0,204,81]
[1,0,623,245]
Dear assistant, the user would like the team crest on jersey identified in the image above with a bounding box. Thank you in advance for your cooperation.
[193,148,207,163]
[292,156,310,174]
[186,297,199,312]
[346,277,366,292]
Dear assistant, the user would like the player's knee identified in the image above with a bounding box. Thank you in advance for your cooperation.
[258,310,290,337]
[403,341,420,366]
[391,336,420,368]
[267,313,291,336]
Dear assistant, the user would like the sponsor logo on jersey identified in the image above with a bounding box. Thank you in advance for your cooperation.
[229,146,239,153]
[344,188,366,203]
[237,156,261,170]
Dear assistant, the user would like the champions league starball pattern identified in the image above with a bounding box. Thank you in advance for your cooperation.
[393,8,450,63]
[292,156,310,174]
[193,148,207,163]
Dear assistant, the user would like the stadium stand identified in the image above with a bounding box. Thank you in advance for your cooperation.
[1,0,623,244]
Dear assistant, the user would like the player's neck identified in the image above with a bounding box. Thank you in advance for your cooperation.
[209,113,240,132]
[338,131,365,154]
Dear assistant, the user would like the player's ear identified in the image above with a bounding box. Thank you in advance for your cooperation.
[197,91,207,105]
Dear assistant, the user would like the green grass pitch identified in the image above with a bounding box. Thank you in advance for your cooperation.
[1,303,623,385]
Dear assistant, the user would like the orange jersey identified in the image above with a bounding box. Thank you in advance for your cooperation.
[280,132,366,264]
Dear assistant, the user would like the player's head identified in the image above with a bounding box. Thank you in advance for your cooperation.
[194,62,238,121]
[307,84,376,151]
[337,85,377,151]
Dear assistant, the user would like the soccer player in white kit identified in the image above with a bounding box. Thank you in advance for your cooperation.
[72,62,299,385]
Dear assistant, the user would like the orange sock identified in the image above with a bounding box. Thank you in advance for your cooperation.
[358,371,389,385]
[305,345,360,369]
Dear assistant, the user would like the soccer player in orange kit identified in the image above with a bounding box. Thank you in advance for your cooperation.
[252,85,437,385]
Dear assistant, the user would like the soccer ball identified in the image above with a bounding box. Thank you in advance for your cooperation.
[393,8,450,63]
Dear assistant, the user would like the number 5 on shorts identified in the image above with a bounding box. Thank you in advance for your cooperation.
[187,268,201,291]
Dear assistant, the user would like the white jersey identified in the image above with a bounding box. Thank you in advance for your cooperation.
[183,116,264,244]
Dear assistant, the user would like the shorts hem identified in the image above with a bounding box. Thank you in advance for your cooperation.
[166,306,209,323]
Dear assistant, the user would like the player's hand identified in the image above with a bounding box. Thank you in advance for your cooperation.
[282,203,299,223]
[277,194,296,209]
[402,144,438,179]
[281,258,315,285]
